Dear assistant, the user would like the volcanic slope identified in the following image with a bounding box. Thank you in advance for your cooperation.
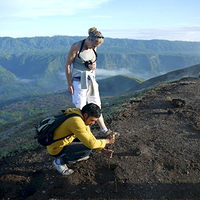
[0,76,200,200]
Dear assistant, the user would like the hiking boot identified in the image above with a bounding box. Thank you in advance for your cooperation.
[53,159,74,175]
[105,129,120,137]
[100,129,120,138]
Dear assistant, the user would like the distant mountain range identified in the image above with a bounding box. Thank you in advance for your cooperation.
[125,63,200,94]
[99,63,200,97]
[0,36,200,103]
[1,36,200,55]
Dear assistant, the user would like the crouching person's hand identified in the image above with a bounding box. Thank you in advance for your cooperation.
[101,148,114,158]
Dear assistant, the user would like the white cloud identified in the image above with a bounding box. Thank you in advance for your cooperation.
[16,77,35,83]
[0,0,111,18]
[59,68,133,82]
[95,68,160,81]
[59,68,165,83]
[96,68,131,78]
[102,25,200,41]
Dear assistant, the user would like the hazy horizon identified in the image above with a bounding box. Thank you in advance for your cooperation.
[1,0,200,42]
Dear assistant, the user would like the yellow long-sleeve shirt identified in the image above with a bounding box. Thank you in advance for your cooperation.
[47,108,106,156]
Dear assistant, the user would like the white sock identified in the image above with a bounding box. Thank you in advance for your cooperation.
[101,127,108,134]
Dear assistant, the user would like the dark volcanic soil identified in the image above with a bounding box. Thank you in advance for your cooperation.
[0,77,200,200]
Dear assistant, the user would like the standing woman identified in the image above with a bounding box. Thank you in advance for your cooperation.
[65,27,110,135]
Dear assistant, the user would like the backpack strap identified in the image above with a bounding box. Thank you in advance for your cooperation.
[78,39,98,60]
[52,113,82,143]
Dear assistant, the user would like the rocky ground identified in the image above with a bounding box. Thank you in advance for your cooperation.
[0,76,200,200]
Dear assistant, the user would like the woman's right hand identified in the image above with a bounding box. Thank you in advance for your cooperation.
[88,62,96,71]
[106,134,115,145]
[68,85,74,94]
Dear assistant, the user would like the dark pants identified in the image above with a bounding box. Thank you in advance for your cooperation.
[54,141,92,165]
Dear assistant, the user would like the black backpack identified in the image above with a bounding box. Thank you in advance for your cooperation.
[35,112,81,146]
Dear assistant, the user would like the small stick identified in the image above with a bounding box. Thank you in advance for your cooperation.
[115,178,118,193]
[108,143,112,169]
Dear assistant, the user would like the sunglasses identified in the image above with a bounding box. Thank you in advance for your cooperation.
[96,36,104,39]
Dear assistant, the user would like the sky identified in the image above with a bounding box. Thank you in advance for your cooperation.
[1,0,200,41]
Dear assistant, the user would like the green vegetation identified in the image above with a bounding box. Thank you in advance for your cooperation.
[1,36,200,55]
[0,86,147,159]
[0,65,17,85]
[98,75,144,96]
[1,52,200,102]
[0,92,74,126]
[0,75,141,125]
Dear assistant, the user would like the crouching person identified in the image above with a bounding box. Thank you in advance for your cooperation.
[47,103,115,175]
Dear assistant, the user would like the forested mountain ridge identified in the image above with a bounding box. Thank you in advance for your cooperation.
[0,65,16,85]
[1,36,200,55]
[1,52,200,88]
[98,75,143,96]
[1,36,200,82]
[0,36,200,105]
[126,63,200,93]
[0,36,81,54]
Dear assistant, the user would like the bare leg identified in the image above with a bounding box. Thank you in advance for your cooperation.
[97,108,120,137]
[97,114,107,130]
